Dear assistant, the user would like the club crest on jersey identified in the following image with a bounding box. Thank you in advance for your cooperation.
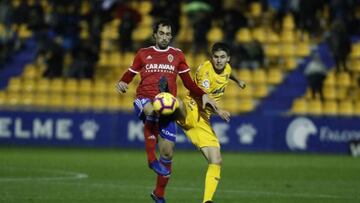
[167,54,174,62]
[146,55,152,60]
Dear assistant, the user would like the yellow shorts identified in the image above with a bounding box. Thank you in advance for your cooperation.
[177,97,220,148]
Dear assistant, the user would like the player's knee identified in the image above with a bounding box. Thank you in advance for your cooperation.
[161,152,173,160]
[209,156,222,165]
[143,102,155,116]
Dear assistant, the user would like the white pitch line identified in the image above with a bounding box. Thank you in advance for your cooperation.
[52,181,360,200]
[0,167,88,182]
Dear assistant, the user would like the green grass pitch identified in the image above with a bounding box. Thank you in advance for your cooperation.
[0,147,359,203]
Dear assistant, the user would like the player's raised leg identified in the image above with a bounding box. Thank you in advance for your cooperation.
[201,146,222,203]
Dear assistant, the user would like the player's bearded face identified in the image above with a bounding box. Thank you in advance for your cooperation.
[211,50,230,71]
[154,25,172,49]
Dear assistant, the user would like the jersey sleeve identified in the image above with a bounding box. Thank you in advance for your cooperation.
[195,63,211,93]
[129,50,143,73]
[177,52,190,74]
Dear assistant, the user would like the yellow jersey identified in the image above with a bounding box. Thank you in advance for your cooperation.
[187,60,232,120]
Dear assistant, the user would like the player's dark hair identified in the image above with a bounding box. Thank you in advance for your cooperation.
[153,19,173,35]
[211,42,231,56]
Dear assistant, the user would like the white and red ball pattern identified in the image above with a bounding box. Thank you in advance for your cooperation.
[153,92,179,115]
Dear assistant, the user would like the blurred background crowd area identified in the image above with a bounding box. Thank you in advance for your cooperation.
[1,0,360,116]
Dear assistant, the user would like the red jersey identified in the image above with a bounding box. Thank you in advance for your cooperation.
[128,46,190,99]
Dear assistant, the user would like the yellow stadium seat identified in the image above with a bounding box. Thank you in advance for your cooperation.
[337,72,351,87]
[93,96,107,110]
[78,79,93,95]
[236,28,252,43]
[296,43,311,57]
[226,83,239,98]
[48,94,63,108]
[7,77,22,93]
[109,51,121,67]
[7,92,21,106]
[20,92,34,106]
[267,68,283,85]
[338,100,354,116]
[322,100,338,116]
[122,52,135,68]
[252,27,266,43]
[35,78,50,93]
[33,93,49,107]
[282,14,295,30]
[139,1,152,15]
[78,94,92,110]
[336,87,348,100]
[108,96,122,111]
[238,98,255,113]
[324,71,336,87]
[237,68,252,84]
[250,2,262,17]
[350,59,360,72]
[281,44,295,58]
[94,80,108,95]
[194,54,207,67]
[133,27,152,41]
[284,57,297,71]
[307,99,322,116]
[291,98,307,114]
[354,101,360,116]
[207,26,223,43]
[238,84,253,98]
[350,43,360,58]
[226,97,240,114]
[267,31,280,44]
[0,91,6,106]
[51,78,64,93]
[23,79,35,93]
[281,31,295,43]
[63,94,78,110]
[64,79,78,94]
[22,64,40,79]
[253,84,268,98]
[252,69,267,84]
[323,86,337,100]
[265,44,280,58]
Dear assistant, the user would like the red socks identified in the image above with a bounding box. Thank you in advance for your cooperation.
[144,115,158,164]
[154,156,172,197]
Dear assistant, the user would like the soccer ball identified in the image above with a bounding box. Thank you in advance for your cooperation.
[153,92,179,115]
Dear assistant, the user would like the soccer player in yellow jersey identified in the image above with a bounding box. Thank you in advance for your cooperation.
[176,42,245,203]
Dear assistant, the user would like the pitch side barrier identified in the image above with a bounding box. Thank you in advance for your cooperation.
[0,110,359,154]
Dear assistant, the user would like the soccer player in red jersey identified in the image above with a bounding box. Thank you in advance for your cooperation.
[116,19,218,203]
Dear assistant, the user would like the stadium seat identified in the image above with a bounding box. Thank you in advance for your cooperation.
[307,99,322,116]
[350,43,360,58]
[64,79,79,94]
[353,101,360,116]
[7,77,22,93]
[291,98,307,114]
[284,57,297,71]
[249,2,262,17]
[324,71,336,87]
[338,100,354,116]
[227,97,240,113]
[78,79,93,95]
[252,69,267,84]
[281,43,295,58]
[238,84,253,98]
[296,43,311,57]
[253,84,268,98]
[22,79,36,93]
[48,94,64,108]
[267,31,280,44]
[33,93,49,107]
[238,98,255,113]
[282,14,295,30]
[265,44,280,58]
[78,94,92,110]
[22,64,39,79]
[108,96,122,111]
[337,72,351,87]
[337,87,348,100]
[252,27,266,43]
[0,91,6,106]
[323,86,337,100]
[63,94,78,110]
[93,95,107,110]
[139,1,152,15]
[207,26,223,43]
[236,28,252,43]
[133,27,152,41]
[350,59,360,72]
[237,68,252,84]
[267,68,283,85]
[7,92,21,106]
[51,79,64,93]
[281,31,295,44]
[226,83,240,98]
[322,100,338,116]
[20,92,34,106]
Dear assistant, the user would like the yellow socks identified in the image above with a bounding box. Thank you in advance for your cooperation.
[203,164,221,203]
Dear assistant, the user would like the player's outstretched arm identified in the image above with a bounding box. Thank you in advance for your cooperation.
[230,73,246,89]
